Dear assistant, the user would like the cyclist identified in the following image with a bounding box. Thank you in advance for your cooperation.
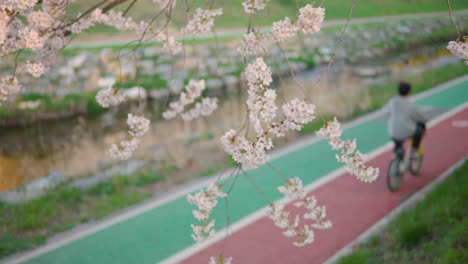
[384,82,427,160]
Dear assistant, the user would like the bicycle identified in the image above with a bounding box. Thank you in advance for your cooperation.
[386,139,424,192]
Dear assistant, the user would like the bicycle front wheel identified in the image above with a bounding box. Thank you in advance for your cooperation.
[409,154,423,175]
[387,159,402,192]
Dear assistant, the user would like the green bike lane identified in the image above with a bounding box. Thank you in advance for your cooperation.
[12,76,467,264]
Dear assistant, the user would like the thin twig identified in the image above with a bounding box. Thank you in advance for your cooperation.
[11,49,23,77]
[276,41,307,97]
[102,0,130,12]
[241,168,272,203]
[446,0,461,38]
[326,0,357,71]
[123,0,138,16]
[267,162,288,182]
[305,0,358,123]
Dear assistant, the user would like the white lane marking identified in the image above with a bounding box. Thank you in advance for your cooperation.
[452,120,468,127]
[3,75,467,264]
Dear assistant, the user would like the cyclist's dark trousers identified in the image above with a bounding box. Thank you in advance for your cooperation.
[392,122,426,159]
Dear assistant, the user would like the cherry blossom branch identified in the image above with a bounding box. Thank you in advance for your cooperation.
[64,0,110,28]
[102,0,131,13]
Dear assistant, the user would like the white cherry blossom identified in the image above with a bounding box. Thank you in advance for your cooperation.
[297,5,325,34]
[0,75,20,102]
[185,8,223,35]
[447,38,468,65]
[127,114,150,138]
[96,85,126,108]
[272,17,298,42]
[317,117,380,182]
[242,0,270,14]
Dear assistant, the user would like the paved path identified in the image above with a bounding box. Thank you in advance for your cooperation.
[3,76,468,264]
[180,87,468,264]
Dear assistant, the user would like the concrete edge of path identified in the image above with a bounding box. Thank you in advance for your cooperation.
[159,95,468,264]
[323,156,468,264]
[2,75,467,264]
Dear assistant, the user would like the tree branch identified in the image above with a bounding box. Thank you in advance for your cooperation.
[123,0,139,16]
[102,0,130,12]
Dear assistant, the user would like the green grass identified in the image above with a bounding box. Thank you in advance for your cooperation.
[115,72,168,90]
[0,91,103,120]
[367,62,468,111]
[337,160,468,264]
[68,0,468,32]
[0,170,163,258]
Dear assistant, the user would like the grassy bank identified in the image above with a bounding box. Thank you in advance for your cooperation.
[0,91,102,122]
[337,160,468,264]
[69,0,468,34]
[0,170,163,258]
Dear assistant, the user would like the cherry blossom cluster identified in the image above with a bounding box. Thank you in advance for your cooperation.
[237,4,325,57]
[42,0,71,17]
[237,32,269,56]
[163,79,218,120]
[271,5,325,42]
[0,12,7,46]
[222,58,316,169]
[109,137,141,161]
[281,98,316,131]
[185,8,223,35]
[70,9,148,35]
[96,85,126,108]
[244,57,276,127]
[95,84,149,160]
[221,129,270,169]
[187,183,227,242]
[0,1,148,101]
[25,61,45,78]
[447,37,467,65]
[209,256,233,264]
[297,5,325,34]
[0,75,20,102]
[242,0,270,14]
[181,97,218,121]
[0,0,38,13]
[317,117,380,182]
[271,17,298,42]
[156,33,182,55]
[109,113,150,160]
[267,177,332,247]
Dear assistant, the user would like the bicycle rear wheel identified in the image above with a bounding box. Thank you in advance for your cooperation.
[387,159,403,191]
[409,154,423,175]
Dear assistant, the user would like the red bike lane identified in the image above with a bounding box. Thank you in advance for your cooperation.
[181,106,468,264]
